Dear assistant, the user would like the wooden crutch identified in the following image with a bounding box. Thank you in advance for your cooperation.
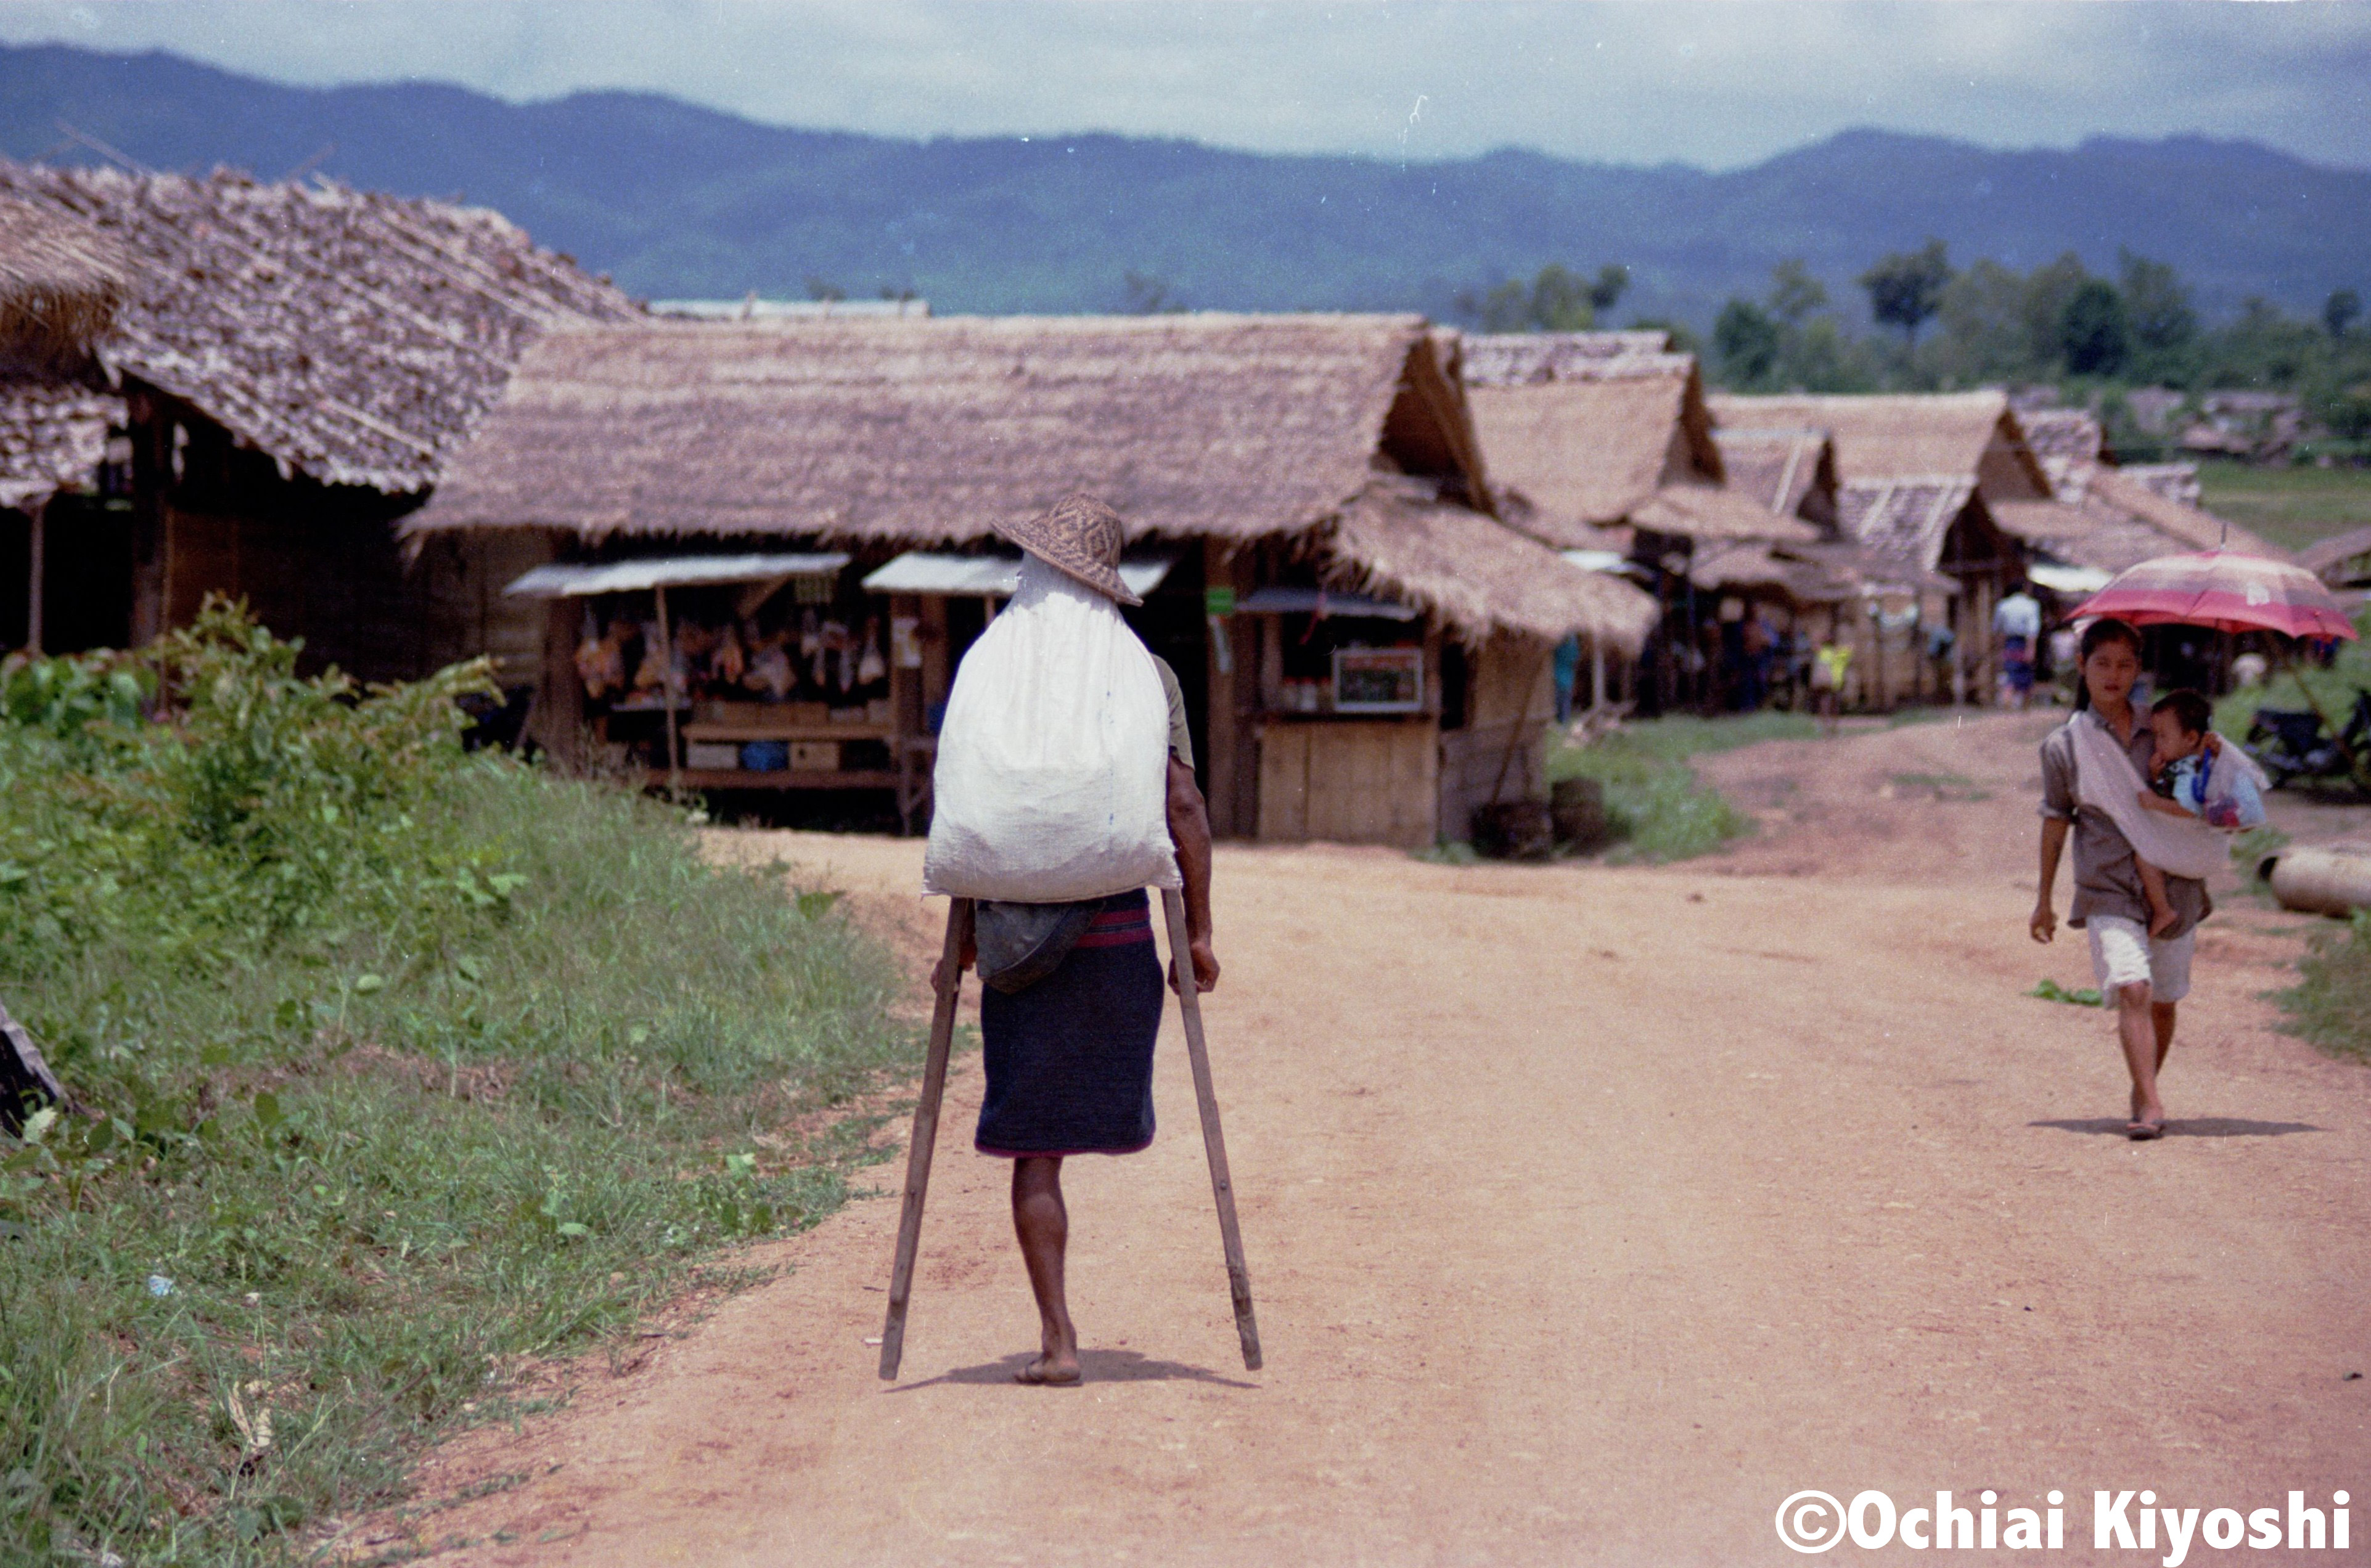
[1159,887,1263,1372]
[878,896,972,1381]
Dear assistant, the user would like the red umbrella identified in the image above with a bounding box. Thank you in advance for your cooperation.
[2074,549,2360,640]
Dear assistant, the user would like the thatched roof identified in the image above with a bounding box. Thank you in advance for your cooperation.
[2300,525,2371,588]
[1708,391,2052,502]
[0,380,118,511]
[407,312,1650,644]
[1459,336,1824,548]
[0,196,131,370]
[1631,483,1819,544]
[2115,462,2202,508]
[1461,330,1674,387]
[1708,426,1838,525]
[1989,498,2179,576]
[0,161,639,494]
[413,312,1470,539]
[1688,540,1857,606]
[1328,478,1658,650]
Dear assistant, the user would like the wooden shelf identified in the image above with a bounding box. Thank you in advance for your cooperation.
[658,769,901,791]
[679,721,895,742]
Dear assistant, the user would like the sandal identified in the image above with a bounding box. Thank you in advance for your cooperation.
[2125,1117,2166,1141]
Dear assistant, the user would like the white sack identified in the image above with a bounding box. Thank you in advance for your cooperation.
[923,555,1180,902]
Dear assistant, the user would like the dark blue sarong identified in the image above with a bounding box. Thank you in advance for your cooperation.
[975,889,1163,1158]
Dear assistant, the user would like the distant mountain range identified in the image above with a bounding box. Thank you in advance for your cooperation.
[4,43,2366,327]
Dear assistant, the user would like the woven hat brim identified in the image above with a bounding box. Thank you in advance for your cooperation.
[990,518,1144,606]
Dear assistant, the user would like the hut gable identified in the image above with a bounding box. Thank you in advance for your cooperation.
[0,161,640,494]
[1708,426,1838,528]
[1462,332,1774,545]
[1708,391,2051,503]
[1835,477,1979,574]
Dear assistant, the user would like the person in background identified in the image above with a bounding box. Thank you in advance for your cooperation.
[1811,637,1851,734]
[1994,587,2042,711]
[2048,623,2082,706]
[1552,634,1581,725]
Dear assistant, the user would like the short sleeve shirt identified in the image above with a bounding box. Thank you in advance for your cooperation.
[1151,656,1194,768]
[2038,713,2211,936]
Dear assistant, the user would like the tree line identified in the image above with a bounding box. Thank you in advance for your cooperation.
[1719,245,2369,454]
[1462,248,2370,458]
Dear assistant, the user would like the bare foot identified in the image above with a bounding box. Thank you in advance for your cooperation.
[1015,1352,1082,1386]
[2147,904,2178,939]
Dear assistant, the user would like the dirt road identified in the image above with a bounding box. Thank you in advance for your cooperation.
[401,714,2370,1565]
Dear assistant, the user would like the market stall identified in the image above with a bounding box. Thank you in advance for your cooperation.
[506,552,935,826]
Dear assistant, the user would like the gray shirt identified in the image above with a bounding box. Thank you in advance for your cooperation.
[2038,713,2212,937]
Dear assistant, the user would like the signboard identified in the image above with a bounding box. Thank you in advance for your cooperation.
[1332,647,1425,714]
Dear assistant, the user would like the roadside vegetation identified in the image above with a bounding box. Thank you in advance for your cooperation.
[1546,711,1817,863]
[0,604,911,1564]
[2281,912,2371,1064]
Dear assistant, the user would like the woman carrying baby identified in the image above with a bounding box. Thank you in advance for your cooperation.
[2030,619,2248,1140]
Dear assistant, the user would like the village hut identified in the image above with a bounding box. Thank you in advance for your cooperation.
[403,312,1657,847]
[1708,425,1840,531]
[1984,407,2298,690]
[1706,391,2045,706]
[0,160,637,676]
[2301,526,2371,592]
[1463,333,1817,712]
[0,195,134,653]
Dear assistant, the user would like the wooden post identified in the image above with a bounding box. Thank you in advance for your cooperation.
[653,583,683,793]
[1158,887,1263,1372]
[1590,634,1607,717]
[879,897,973,1381]
[23,499,43,655]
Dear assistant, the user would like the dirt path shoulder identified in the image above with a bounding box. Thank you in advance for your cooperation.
[390,719,2370,1566]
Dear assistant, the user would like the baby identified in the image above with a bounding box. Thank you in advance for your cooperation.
[2131,687,2264,937]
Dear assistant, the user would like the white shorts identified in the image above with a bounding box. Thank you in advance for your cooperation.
[2086,915,2194,1005]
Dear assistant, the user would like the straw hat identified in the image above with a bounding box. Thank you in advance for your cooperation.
[993,492,1142,606]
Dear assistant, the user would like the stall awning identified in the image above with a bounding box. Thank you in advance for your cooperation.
[1234,586,1420,621]
[2027,563,2113,595]
[861,552,1176,599]
[504,553,851,598]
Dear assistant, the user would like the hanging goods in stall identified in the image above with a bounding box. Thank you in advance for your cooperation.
[923,557,1181,902]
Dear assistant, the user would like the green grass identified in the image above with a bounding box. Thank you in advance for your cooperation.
[2193,460,2371,554]
[2279,911,2371,1063]
[0,608,912,1564]
[1544,711,1814,863]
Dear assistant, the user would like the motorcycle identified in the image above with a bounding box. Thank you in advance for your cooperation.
[2246,688,2371,787]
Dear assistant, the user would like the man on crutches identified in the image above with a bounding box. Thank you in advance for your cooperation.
[879,494,1252,1386]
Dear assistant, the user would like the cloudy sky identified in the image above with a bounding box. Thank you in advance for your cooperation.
[4,1,2368,170]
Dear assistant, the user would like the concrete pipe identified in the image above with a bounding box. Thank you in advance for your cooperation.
[2259,847,2371,918]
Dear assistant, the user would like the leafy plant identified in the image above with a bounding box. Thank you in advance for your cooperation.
[2028,978,2105,1008]
[0,603,912,1561]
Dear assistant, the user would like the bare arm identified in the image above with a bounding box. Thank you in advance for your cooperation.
[1166,755,1220,992]
[2032,815,2069,943]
